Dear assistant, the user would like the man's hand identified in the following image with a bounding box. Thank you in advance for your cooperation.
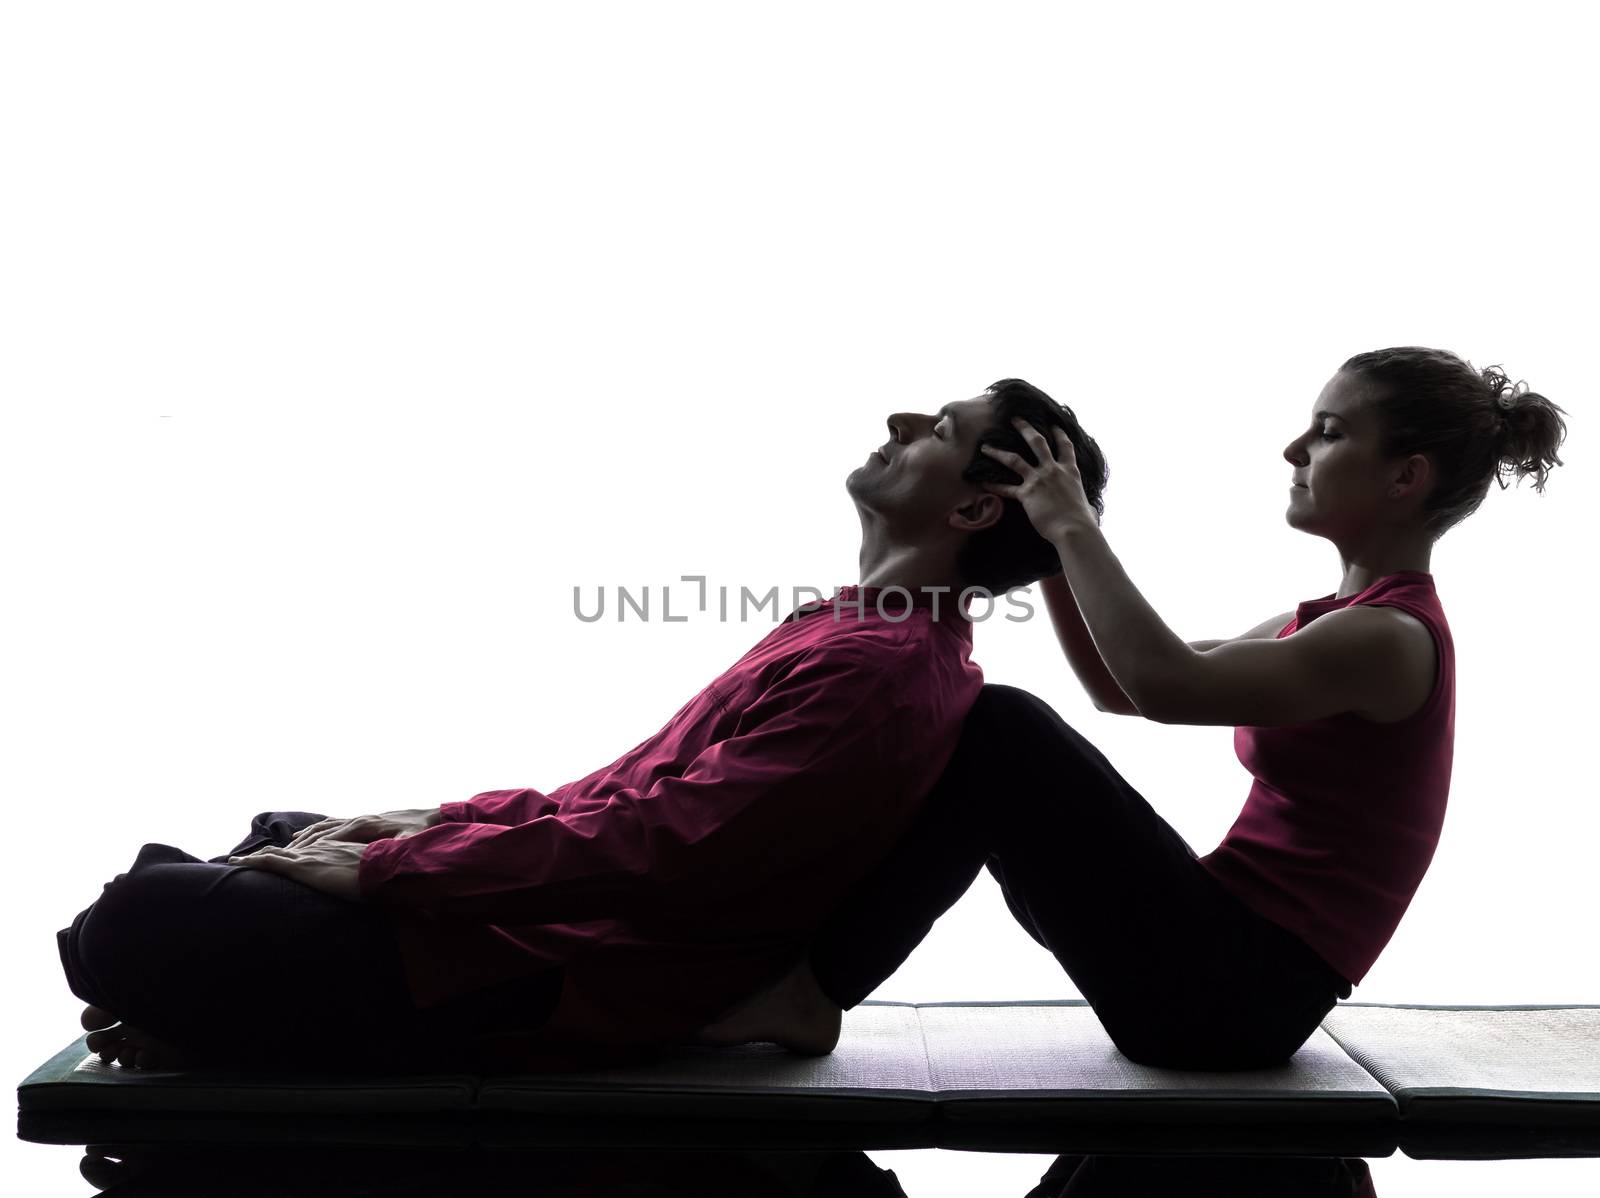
[227,839,366,901]
[286,807,443,850]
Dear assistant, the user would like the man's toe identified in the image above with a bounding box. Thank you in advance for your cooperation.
[80,1004,118,1031]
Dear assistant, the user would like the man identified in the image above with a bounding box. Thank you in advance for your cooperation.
[62,379,1108,1071]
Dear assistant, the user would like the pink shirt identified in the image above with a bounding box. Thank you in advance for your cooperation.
[359,584,985,1050]
[1198,571,1455,987]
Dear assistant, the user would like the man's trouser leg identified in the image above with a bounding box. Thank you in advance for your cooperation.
[57,810,561,1071]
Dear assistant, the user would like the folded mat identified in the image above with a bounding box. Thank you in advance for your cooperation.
[1322,1003,1600,1159]
[18,1000,1600,1157]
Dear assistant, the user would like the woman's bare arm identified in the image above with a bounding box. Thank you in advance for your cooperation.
[1040,575,1293,716]
[1186,610,1296,654]
[1039,573,1142,715]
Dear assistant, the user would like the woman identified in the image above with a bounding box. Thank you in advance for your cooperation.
[798,346,1568,1070]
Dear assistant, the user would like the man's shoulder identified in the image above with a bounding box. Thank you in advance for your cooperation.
[797,607,963,655]
[786,614,975,699]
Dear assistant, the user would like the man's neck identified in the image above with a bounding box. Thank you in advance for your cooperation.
[857,541,963,597]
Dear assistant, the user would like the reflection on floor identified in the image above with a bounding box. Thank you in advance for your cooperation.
[70,1145,1377,1196]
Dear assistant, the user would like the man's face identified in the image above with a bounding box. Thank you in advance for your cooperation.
[846,393,1000,530]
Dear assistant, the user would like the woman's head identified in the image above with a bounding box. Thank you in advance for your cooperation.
[1283,346,1567,542]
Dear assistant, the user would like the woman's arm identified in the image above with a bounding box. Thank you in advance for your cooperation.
[1045,523,1430,725]
[1038,573,1140,715]
[1040,577,1294,716]
[983,420,1431,728]
[1186,610,1296,654]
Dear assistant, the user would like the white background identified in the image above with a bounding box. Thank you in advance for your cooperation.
[3,2,1594,1193]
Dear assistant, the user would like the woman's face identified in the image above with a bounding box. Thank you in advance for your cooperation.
[1281,370,1400,539]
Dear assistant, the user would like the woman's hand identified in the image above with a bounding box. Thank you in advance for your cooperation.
[227,839,366,901]
[979,417,1099,544]
[286,807,442,850]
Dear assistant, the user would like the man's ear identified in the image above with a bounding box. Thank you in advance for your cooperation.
[949,491,1005,533]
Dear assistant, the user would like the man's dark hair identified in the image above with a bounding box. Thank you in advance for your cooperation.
[957,378,1110,594]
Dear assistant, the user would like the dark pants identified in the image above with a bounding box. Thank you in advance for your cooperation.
[56,811,563,1073]
[810,684,1353,1070]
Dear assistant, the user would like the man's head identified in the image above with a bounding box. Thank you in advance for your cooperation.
[845,378,1109,594]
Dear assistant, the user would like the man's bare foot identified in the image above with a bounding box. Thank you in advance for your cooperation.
[692,958,842,1055]
[79,1004,198,1071]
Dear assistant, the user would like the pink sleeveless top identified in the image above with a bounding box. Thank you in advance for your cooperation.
[1197,571,1455,987]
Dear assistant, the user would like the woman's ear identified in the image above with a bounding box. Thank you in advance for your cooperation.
[1390,452,1433,499]
[949,491,1005,533]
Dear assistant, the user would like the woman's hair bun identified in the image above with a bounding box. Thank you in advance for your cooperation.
[1483,364,1521,407]
[1483,364,1567,494]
